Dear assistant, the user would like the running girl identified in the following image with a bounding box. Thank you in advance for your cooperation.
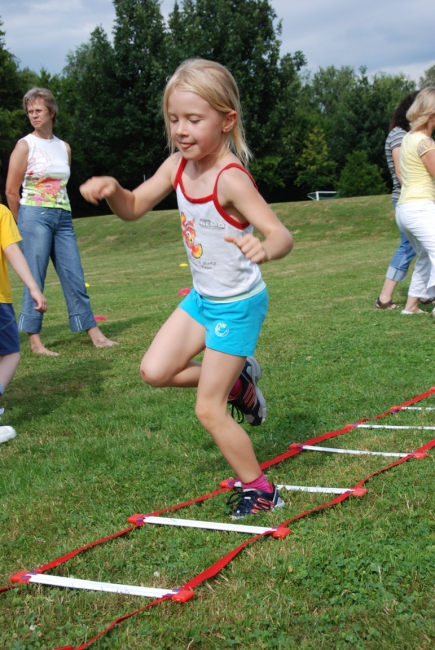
[80,59,293,518]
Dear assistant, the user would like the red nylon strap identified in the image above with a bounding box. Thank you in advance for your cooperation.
[279,492,351,527]
[62,595,172,650]
[353,456,412,490]
[304,425,356,447]
[415,436,435,453]
[399,387,435,407]
[37,526,136,573]
[146,487,228,518]
[181,532,271,591]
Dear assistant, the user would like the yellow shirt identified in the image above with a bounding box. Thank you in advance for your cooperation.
[0,204,22,303]
[398,131,435,204]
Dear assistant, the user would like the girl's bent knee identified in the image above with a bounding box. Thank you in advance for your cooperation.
[140,361,166,387]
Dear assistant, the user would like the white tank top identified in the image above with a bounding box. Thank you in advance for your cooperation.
[20,134,71,210]
[175,158,264,300]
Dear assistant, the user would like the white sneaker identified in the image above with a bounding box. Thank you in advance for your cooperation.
[0,426,17,444]
[401,309,427,314]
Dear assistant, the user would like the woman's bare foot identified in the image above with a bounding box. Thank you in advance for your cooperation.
[87,326,118,348]
[28,333,59,356]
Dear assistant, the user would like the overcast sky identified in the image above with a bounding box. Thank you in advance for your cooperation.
[1,0,434,83]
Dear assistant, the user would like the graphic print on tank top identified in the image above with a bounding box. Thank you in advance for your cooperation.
[21,135,71,210]
[175,157,262,298]
[181,213,203,259]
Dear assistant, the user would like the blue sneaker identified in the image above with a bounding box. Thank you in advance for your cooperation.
[228,356,267,426]
[227,484,284,519]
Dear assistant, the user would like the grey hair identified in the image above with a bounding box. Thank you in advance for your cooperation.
[23,87,58,125]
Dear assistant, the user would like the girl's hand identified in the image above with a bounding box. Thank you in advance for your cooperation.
[224,234,269,264]
[30,287,48,313]
[80,177,119,205]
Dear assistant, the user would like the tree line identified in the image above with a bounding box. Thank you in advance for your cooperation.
[1,0,434,214]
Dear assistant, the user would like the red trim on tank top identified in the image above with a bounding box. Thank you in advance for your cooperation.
[174,158,211,204]
[213,163,257,229]
[174,158,257,230]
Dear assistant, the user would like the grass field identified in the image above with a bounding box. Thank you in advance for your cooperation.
[1,194,435,649]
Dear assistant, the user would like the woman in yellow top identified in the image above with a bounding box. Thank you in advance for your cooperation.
[396,88,435,314]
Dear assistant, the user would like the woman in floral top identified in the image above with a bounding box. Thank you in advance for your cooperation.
[6,88,116,355]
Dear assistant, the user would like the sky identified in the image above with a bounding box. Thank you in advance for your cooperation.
[1,0,434,83]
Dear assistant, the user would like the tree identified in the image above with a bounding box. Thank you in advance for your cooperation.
[300,66,416,191]
[420,64,435,89]
[167,0,306,198]
[295,126,336,192]
[111,0,168,184]
[337,150,387,198]
[0,19,29,186]
[52,0,169,211]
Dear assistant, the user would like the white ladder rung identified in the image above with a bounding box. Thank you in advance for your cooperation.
[357,424,435,430]
[276,484,354,495]
[29,573,175,598]
[143,515,274,535]
[400,407,435,410]
[296,444,409,458]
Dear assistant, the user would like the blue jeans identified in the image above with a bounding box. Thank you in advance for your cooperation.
[17,205,96,334]
[386,200,416,282]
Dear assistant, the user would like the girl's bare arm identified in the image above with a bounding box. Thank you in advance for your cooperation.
[218,168,294,264]
[80,156,177,221]
[4,243,47,312]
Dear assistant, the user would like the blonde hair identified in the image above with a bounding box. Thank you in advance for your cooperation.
[406,87,435,131]
[23,87,58,125]
[163,58,251,166]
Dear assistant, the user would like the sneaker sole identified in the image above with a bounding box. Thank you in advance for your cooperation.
[245,356,267,425]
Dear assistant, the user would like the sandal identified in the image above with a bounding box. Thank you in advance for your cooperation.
[375,298,400,310]
[419,298,435,305]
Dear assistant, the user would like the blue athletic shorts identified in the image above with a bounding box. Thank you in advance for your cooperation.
[0,303,20,355]
[179,288,268,356]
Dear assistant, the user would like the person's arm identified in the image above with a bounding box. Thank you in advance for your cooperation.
[421,149,435,177]
[5,140,29,221]
[64,141,72,167]
[217,167,294,265]
[3,243,47,312]
[80,155,177,221]
[392,146,402,184]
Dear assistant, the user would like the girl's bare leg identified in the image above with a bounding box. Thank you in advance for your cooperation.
[140,308,261,482]
[195,347,261,484]
[140,308,206,387]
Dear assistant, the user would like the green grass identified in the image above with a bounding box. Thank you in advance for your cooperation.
[1,194,435,649]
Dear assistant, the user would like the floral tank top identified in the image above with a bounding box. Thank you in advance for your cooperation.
[20,134,71,210]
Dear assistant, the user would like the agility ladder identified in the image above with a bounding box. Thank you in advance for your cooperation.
[2,386,435,649]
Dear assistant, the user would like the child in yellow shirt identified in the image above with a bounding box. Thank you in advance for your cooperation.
[0,202,47,443]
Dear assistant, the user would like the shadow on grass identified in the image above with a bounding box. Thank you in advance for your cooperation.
[17,314,150,349]
[6,357,113,426]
